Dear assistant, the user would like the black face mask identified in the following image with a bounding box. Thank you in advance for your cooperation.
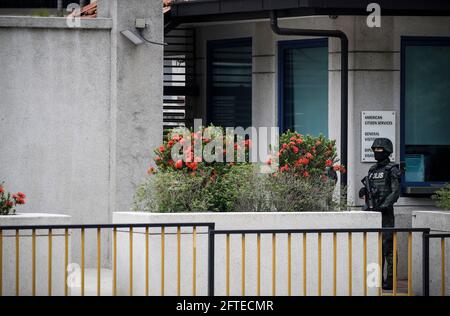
[374,151,390,162]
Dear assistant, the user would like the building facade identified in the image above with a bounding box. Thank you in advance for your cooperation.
[165,2,450,214]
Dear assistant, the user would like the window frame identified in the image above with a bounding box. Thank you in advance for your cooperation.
[277,38,329,133]
[400,36,450,192]
[206,37,253,128]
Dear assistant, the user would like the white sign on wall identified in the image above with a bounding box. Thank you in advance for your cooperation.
[361,111,396,162]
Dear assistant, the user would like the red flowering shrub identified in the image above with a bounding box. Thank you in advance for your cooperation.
[258,131,347,212]
[152,126,251,176]
[270,130,345,179]
[0,182,26,215]
[134,128,346,213]
[134,125,253,212]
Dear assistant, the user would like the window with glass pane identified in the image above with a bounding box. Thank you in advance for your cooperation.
[402,37,450,185]
[207,38,252,129]
[279,39,328,136]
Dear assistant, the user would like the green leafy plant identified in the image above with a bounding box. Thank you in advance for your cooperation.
[432,184,450,210]
[133,164,254,212]
[264,171,341,212]
[134,128,345,213]
[0,182,26,215]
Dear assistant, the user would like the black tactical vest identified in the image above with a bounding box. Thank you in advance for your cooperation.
[368,160,400,210]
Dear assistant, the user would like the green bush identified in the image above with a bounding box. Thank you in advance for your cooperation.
[133,165,346,213]
[133,128,345,213]
[432,184,450,210]
[133,164,255,212]
[264,171,344,212]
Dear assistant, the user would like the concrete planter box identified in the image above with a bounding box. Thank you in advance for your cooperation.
[113,211,381,296]
[394,207,440,281]
[0,213,71,296]
[413,211,450,296]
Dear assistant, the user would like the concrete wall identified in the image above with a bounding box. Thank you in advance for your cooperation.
[0,213,71,296]
[413,211,450,296]
[0,17,112,266]
[394,207,438,280]
[114,211,381,296]
[191,15,450,211]
[0,0,163,267]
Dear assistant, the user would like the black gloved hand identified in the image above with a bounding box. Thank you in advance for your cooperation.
[358,187,367,199]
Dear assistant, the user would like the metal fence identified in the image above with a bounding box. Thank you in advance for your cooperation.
[0,223,448,296]
[208,228,431,296]
[423,233,450,296]
[0,222,215,296]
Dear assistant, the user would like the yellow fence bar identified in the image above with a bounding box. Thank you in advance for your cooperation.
[177,226,181,296]
[408,232,413,296]
[32,229,36,296]
[64,228,69,297]
[15,229,19,296]
[378,232,382,296]
[81,228,85,296]
[348,232,352,296]
[145,227,149,296]
[272,233,276,296]
[393,232,397,296]
[257,233,261,296]
[226,233,230,296]
[192,226,197,296]
[48,229,52,296]
[303,232,307,296]
[113,227,117,296]
[318,232,322,296]
[97,227,101,296]
[363,232,367,296]
[129,227,133,296]
[333,232,337,296]
[0,229,2,296]
[287,233,291,296]
[161,227,165,296]
[442,237,446,296]
[241,234,245,296]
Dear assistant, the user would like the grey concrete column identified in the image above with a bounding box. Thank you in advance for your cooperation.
[108,0,163,214]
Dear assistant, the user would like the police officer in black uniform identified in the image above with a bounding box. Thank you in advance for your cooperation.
[359,138,400,290]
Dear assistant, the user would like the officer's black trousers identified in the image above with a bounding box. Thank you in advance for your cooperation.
[382,211,396,282]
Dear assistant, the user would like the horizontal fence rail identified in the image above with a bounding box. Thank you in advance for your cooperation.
[0,222,214,296]
[208,228,432,297]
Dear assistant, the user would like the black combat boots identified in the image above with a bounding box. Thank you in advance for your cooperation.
[382,279,393,290]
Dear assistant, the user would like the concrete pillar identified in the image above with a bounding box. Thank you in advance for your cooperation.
[108,0,164,214]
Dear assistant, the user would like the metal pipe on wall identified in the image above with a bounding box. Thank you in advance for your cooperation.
[269,10,349,192]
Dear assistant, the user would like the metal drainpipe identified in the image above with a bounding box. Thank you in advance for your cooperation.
[269,10,349,193]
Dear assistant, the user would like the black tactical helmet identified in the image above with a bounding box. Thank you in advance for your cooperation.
[371,138,393,154]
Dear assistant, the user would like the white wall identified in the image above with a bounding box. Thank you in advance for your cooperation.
[114,211,381,296]
[0,18,112,266]
[0,213,71,296]
[413,211,450,296]
[0,20,111,222]
[0,0,164,267]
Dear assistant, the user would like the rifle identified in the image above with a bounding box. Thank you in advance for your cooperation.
[361,175,376,211]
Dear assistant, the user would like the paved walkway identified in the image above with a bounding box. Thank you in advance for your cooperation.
[381,279,410,296]
[69,268,113,296]
[71,270,411,296]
